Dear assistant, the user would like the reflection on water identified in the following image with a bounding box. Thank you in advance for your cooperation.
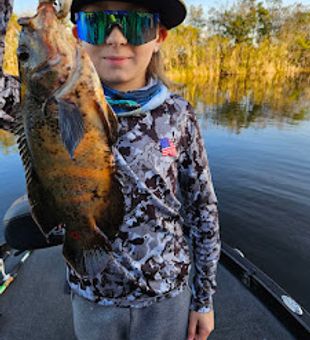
[175,75,310,311]
[0,130,17,155]
[173,74,310,132]
[0,132,26,245]
[1,75,310,312]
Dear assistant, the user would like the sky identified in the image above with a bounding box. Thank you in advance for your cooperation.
[13,0,310,16]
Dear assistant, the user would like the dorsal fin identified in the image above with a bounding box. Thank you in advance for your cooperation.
[14,110,34,188]
[14,109,61,237]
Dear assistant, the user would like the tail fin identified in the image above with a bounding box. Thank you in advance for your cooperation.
[63,225,112,279]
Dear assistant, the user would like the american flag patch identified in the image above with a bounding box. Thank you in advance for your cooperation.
[160,137,177,157]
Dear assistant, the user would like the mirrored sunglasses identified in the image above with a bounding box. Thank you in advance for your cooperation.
[75,10,160,46]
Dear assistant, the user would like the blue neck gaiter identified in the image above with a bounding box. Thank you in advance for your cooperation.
[102,78,169,117]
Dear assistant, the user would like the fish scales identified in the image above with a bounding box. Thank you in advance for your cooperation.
[14,0,124,278]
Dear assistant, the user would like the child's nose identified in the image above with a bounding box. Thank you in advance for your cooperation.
[105,25,128,46]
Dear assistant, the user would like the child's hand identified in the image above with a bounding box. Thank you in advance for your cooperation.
[187,310,214,340]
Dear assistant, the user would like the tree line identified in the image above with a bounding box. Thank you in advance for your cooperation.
[2,1,310,80]
[162,0,310,79]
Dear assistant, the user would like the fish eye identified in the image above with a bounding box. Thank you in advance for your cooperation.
[17,47,30,62]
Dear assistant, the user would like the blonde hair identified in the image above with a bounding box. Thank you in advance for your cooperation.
[146,26,171,86]
[147,52,169,87]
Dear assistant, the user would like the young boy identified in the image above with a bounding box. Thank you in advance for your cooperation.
[0,1,221,339]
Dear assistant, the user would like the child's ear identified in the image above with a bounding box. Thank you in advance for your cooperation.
[72,26,78,39]
[158,26,168,42]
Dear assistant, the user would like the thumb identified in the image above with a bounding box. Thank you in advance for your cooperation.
[187,313,198,340]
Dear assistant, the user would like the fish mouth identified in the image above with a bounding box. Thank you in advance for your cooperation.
[30,54,62,79]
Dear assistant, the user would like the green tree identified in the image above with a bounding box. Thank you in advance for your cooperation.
[209,0,273,44]
[256,2,272,42]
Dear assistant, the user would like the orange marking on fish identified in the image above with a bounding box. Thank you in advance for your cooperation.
[66,193,93,203]
[61,166,112,182]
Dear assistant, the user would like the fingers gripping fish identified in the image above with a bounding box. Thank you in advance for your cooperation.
[14,0,124,278]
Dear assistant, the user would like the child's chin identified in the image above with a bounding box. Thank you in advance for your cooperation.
[100,71,130,83]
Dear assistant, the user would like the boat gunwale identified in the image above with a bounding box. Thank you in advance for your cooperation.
[220,242,310,338]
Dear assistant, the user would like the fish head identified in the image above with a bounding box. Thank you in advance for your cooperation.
[17,0,76,99]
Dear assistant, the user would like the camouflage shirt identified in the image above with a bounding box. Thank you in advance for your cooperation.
[0,0,221,313]
[67,92,221,313]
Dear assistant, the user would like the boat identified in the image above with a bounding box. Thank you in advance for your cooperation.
[0,197,309,339]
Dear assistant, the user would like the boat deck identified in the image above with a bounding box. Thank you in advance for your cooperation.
[0,246,295,340]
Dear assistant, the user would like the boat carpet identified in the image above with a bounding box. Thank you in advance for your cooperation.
[0,246,294,339]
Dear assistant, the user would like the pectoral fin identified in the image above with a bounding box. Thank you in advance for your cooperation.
[57,99,85,159]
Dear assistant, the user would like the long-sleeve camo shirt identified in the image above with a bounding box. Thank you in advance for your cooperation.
[0,0,221,313]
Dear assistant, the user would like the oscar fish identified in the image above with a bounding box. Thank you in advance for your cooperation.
[14,0,124,278]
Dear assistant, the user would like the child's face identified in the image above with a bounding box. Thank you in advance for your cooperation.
[74,1,167,91]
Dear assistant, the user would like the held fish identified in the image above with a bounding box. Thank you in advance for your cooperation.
[14,0,124,278]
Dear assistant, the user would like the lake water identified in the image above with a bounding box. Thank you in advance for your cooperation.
[1,75,309,312]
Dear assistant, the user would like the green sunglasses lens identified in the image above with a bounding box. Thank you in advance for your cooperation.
[76,11,159,46]
[76,12,105,45]
[127,12,159,45]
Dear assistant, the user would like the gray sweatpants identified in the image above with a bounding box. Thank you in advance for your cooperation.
[71,286,192,340]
